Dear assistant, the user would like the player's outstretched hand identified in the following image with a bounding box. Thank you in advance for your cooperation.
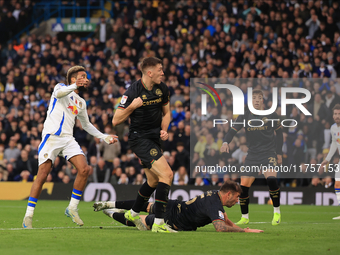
[131,97,143,109]
[160,130,169,141]
[104,135,118,144]
[76,78,87,87]
[220,143,229,153]
[244,227,263,233]
[320,159,329,170]
[277,154,282,165]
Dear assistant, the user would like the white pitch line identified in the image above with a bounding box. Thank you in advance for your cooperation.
[248,222,336,224]
[0,225,127,231]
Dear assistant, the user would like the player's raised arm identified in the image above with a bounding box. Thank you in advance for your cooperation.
[220,115,243,153]
[54,78,86,99]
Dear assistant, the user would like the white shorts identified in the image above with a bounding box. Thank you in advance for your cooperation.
[334,160,340,182]
[38,134,84,166]
[336,161,340,182]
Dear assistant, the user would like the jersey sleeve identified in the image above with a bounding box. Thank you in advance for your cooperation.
[53,83,78,99]
[77,105,107,140]
[272,112,282,131]
[224,114,244,143]
[326,126,337,162]
[162,84,170,106]
[205,194,225,223]
[118,87,134,110]
[272,112,283,154]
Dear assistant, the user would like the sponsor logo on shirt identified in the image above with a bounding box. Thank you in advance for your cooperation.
[67,104,78,115]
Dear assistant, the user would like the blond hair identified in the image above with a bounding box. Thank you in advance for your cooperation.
[66,66,85,85]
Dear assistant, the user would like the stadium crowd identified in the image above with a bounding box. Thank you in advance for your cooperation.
[1,0,340,188]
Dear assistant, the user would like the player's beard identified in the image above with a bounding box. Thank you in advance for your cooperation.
[78,86,89,93]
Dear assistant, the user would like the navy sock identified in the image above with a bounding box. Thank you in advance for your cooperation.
[116,200,149,212]
[131,182,156,213]
[267,176,280,207]
[154,182,170,219]
[239,185,249,214]
[112,213,135,227]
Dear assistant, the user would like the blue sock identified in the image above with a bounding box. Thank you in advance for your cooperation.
[335,188,340,206]
[25,197,38,217]
[69,189,82,209]
[28,197,38,207]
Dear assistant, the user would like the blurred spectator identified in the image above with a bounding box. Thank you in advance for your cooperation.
[94,16,112,48]
[92,158,111,183]
[132,173,145,185]
[4,137,20,166]
[117,173,129,184]
[2,0,340,188]
[173,166,189,185]
[14,149,37,181]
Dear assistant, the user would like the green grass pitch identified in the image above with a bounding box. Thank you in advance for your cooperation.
[0,200,339,255]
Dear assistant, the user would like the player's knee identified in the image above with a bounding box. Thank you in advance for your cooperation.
[148,179,158,188]
[79,165,91,176]
[335,181,340,189]
[166,169,174,181]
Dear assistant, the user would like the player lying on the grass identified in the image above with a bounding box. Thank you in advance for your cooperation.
[93,180,263,233]
[320,104,340,220]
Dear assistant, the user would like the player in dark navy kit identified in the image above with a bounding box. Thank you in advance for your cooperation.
[112,57,175,233]
[220,89,283,226]
[93,181,263,233]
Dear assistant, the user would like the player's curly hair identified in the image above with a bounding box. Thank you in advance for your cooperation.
[66,66,85,85]
[219,180,242,194]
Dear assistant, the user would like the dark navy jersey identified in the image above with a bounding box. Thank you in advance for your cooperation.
[231,110,282,155]
[118,79,169,137]
[165,190,225,231]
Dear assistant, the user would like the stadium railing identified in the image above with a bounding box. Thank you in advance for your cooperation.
[8,0,120,43]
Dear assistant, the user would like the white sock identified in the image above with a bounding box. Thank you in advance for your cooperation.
[242,213,249,219]
[68,197,80,210]
[274,206,280,214]
[25,206,34,217]
[130,209,139,217]
[335,188,340,205]
[108,201,116,208]
[154,218,164,225]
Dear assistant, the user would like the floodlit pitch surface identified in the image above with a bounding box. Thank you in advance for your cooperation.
[0,200,339,255]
